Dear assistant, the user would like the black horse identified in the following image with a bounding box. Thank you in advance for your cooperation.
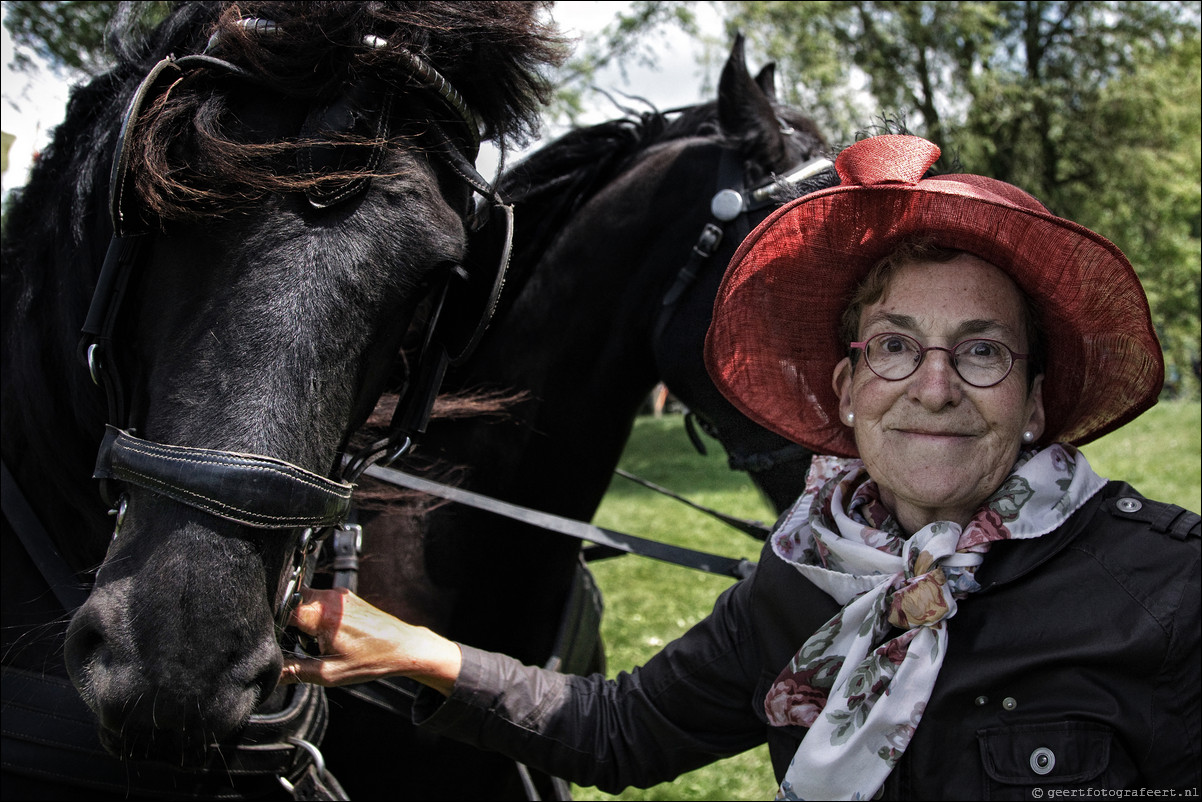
[317,37,836,799]
[1,2,563,798]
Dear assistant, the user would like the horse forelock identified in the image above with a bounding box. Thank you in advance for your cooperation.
[103,1,565,222]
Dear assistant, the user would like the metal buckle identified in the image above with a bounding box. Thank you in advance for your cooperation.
[275,527,324,630]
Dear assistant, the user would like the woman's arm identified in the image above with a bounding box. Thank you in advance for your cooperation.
[280,586,462,696]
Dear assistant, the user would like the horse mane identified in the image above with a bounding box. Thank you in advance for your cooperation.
[108,1,567,220]
[488,107,692,317]
[499,104,712,223]
[491,99,823,325]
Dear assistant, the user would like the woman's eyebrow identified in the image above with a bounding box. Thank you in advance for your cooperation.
[861,313,1017,341]
[861,311,918,332]
[954,318,1017,340]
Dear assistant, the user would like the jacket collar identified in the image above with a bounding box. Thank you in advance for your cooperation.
[974,481,1111,591]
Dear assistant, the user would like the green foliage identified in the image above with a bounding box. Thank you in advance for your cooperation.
[572,402,1199,800]
[1065,35,1202,399]
[3,0,169,76]
[577,2,1200,396]
[5,0,119,76]
[574,415,778,801]
[548,1,705,124]
[1,130,13,174]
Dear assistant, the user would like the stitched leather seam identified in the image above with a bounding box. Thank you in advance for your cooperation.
[115,438,351,498]
[114,465,337,525]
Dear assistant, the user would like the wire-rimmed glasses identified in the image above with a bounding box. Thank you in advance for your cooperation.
[849,332,1029,388]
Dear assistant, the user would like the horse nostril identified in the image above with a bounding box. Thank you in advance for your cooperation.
[64,605,108,692]
[252,658,283,708]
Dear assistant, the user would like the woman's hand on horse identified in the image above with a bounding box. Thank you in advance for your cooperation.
[279,587,462,697]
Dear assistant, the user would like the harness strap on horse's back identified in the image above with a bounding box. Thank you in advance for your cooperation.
[1,460,90,612]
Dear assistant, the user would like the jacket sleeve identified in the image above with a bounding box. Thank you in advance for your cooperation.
[412,568,770,793]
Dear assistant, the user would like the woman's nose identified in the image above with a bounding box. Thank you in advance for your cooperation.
[907,348,964,407]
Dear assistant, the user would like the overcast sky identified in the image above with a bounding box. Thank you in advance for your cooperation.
[1,1,727,198]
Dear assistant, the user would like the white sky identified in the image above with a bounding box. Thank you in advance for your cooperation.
[1,1,73,201]
[0,1,725,199]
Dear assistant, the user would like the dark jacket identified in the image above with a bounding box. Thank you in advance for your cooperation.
[416,481,1200,799]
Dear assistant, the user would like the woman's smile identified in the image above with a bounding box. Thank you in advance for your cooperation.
[834,255,1045,533]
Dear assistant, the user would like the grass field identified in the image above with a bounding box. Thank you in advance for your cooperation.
[570,399,1201,801]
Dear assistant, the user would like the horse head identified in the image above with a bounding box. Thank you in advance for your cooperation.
[296,33,835,798]
[0,2,562,769]
[650,35,836,514]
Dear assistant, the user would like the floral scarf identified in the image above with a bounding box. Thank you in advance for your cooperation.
[765,444,1106,801]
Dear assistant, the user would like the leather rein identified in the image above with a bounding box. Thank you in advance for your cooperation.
[655,147,831,477]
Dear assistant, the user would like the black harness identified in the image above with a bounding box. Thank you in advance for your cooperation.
[652,149,832,475]
[343,152,840,579]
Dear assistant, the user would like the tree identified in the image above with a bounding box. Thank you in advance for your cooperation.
[1067,34,1201,396]
[592,0,1201,396]
[4,1,123,76]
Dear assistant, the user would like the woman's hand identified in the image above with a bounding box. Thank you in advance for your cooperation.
[279,586,462,696]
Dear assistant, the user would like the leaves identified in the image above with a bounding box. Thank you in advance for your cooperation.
[720,1,1200,396]
[3,1,171,77]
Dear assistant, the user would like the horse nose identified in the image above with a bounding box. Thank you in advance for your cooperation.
[64,574,282,756]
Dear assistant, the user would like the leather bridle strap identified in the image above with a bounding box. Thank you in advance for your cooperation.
[93,426,353,529]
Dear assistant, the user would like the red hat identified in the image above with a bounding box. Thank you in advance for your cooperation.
[704,135,1163,458]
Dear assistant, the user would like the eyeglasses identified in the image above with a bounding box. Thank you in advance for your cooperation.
[849,332,1029,388]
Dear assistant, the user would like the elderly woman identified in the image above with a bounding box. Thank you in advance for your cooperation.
[283,135,1200,799]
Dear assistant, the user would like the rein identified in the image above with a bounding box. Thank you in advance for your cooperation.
[362,464,758,580]
[336,151,839,589]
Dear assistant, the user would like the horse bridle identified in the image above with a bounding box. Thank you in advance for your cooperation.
[80,21,514,634]
[652,143,832,474]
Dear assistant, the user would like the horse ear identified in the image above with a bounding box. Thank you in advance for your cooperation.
[754,63,778,102]
[718,34,787,161]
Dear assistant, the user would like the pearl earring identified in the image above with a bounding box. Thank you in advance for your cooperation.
[845,412,855,424]
[1022,431,1035,443]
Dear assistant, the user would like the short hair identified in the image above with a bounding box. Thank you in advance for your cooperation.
[839,238,1045,390]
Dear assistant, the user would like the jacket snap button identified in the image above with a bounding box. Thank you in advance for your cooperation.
[1030,746,1055,775]
[974,695,988,706]
[1002,697,1017,710]
[1117,497,1142,513]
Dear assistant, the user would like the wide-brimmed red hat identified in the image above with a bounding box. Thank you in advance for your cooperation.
[705,134,1163,459]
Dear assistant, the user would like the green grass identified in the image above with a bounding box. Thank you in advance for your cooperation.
[1079,400,1201,515]
[570,399,1200,801]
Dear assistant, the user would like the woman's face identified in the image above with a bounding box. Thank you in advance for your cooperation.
[832,255,1045,533]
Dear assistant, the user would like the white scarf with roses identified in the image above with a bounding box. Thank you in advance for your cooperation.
[765,445,1105,801]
